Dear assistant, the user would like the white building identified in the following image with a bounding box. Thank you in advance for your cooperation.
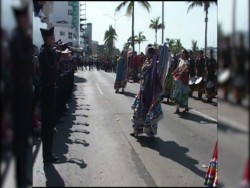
[91,40,99,55]
[48,2,73,27]
[45,1,83,46]
[53,22,77,47]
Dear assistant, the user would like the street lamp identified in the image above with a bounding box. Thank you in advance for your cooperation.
[103,14,125,30]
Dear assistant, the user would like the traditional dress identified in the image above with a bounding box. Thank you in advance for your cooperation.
[114,54,128,90]
[163,71,174,99]
[131,52,166,136]
[173,59,189,108]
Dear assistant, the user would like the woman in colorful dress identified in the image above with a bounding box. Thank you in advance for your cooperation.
[172,49,189,114]
[131,44,168,137]
[114,50,128,93]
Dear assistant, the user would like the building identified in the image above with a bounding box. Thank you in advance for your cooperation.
[91,41,99,56]
[53,22,77,47]
[83,23,92,54]
[43,1,83,47]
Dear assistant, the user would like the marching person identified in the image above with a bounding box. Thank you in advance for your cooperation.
[39,26,68,163]
[195,50,206,100]
[204,49,217,103]
[172,49,189,114]
[114,50,128,93]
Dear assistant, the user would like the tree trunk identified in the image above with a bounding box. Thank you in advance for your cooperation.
[232,0,236,52]
[155,29,157,45]
[205,9,208,57]
[139,42,140,54]
[132,2,135,53]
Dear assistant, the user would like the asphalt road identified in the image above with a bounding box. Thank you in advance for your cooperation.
[31,69,220,187]
[1,69,247,187]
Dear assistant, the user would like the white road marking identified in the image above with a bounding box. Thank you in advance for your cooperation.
[95,81,103,95]
[190,109,248,132]
[218,115,248,132]
[190,109,217,123]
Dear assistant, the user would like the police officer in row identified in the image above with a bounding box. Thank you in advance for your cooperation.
[204,49,217,103]
[9,2,33,187]
[39,27,69,163]
[195,50,206,100]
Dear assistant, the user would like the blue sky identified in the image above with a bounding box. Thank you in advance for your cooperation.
[85,1,218,52]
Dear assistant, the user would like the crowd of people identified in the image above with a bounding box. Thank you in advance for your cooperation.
[1,2,249,188]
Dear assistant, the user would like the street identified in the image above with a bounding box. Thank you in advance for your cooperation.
[31,69,218,187]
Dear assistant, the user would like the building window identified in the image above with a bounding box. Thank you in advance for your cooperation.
[68,32,72,39]
[68,9,73,15]
[60,31,65,36]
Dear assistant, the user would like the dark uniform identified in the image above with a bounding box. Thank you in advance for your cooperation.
[188,55,196,78]
[205,54,217,82]
[39,27,60,163]
[9,4,33,188]
[195,51,206,99]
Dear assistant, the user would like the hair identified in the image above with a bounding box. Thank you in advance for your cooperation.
[182,49,188,58]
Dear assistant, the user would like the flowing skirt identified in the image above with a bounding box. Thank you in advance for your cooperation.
[173,80,189,108]
[131,94,163,135]
[114,59,127,89]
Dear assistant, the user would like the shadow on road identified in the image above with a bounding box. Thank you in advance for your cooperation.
[52,75,90,169]
[178,111,217,124]
[121,91,137,98]
[192,96,217,106]
[218,122,248,135]
[161,101,176,106]
[74,75,87,84]
[135,137,206,179]
[43,164,65,187]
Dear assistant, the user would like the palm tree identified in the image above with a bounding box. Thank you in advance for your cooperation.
[123,42,130,50]
[115,1,151,53]
[176,39,183,51]
[187,1,217,56]
[149,16,165,45]
[168,39,175,52]
[134,31,147,53]
[104,25,117,56]
[191,40,199,52]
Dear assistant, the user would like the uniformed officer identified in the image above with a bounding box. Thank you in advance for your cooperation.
[195,50,206,99]
[9,2,33,187]
[205,49,217,103]
[39,27,68,163]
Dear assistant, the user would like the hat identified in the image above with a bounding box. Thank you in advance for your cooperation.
[12,2,29,19]
[61,43,68,51]
[145,44,155,54]
[40,27,54,38]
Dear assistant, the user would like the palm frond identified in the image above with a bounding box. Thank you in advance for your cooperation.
[115,1,128,13]
[126,1,133,16]
[187,1,203,13]
[138,1,151,13]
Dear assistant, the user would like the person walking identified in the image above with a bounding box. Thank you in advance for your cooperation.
[114,50,128,93]
[131,44,167,137]
[172,49,190,114]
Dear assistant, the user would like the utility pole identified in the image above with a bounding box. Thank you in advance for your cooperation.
[162,1,164,44]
